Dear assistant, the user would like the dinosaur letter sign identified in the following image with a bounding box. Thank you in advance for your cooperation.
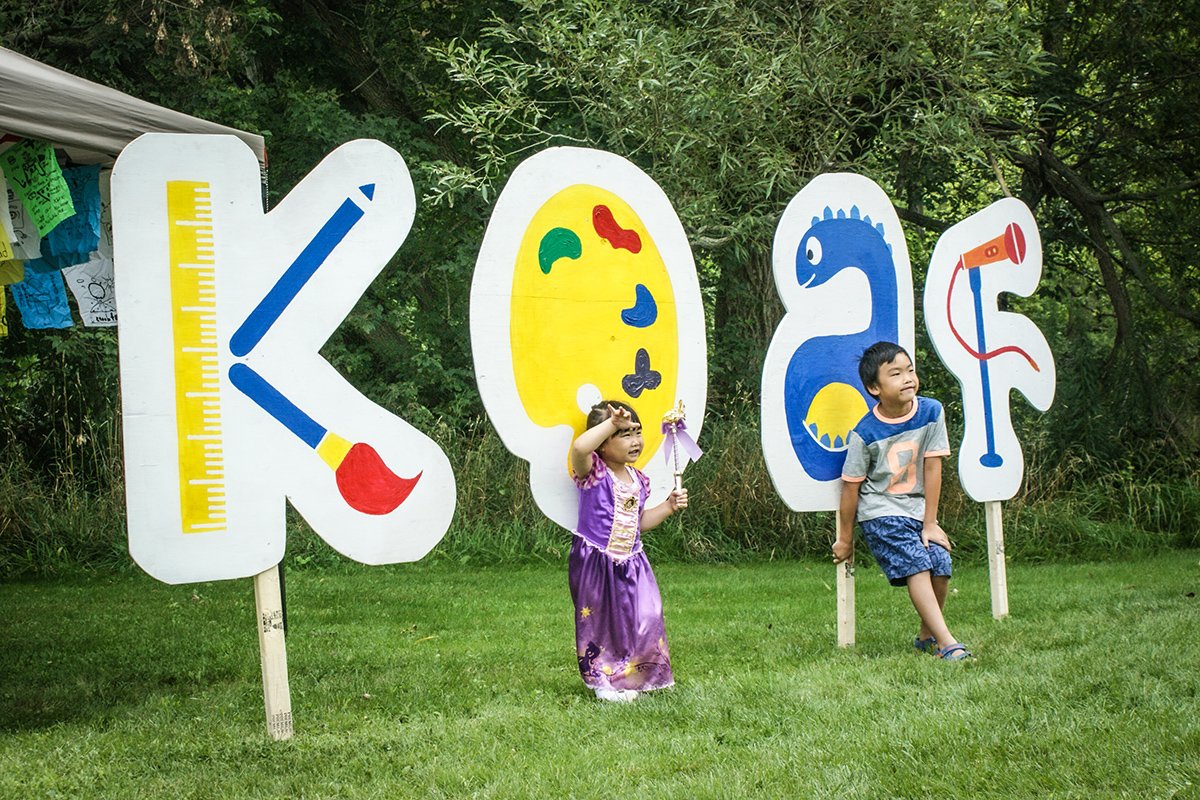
[761,173,915,511]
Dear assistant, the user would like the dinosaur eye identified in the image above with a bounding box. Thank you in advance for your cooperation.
[805,237,822,266]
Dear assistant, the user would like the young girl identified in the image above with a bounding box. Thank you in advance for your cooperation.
[568,400,687,702]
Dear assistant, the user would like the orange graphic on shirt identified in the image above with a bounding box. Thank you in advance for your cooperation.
[885,440,919,494]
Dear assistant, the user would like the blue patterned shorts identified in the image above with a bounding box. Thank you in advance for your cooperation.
[859,516,952,587]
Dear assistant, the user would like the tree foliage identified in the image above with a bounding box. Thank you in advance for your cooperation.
[423,0,1200,459]
[1,0,1197,491]
[426,0,1050,390]
[1007,0,1200,459]
[1,0,494,448]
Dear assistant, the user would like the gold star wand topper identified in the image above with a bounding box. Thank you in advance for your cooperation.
[662,400,686,426]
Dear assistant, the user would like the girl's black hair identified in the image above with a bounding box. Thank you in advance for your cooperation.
[586,400,640,429]
[858,341,911,391]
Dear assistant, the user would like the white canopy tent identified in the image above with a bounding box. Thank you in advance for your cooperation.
[0,46,265,166]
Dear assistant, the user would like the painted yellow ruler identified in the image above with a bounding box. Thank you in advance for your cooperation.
[166,181,226,533]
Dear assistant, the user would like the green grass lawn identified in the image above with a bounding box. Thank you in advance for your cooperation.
[2,554,1198,799]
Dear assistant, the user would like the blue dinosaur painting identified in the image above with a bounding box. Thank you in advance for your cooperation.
[761,173,914,511]
[783,206,899,481]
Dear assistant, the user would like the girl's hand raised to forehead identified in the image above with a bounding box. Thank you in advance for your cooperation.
[607,404,635,429]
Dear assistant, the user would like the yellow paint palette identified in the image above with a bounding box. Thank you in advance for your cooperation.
[510,185,677,467]
[472,147,707,530]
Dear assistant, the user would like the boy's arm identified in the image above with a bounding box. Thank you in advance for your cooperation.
[833,481,859,563]
[922,455,951,551]
[835,428,867,563]
[640,489,687,532]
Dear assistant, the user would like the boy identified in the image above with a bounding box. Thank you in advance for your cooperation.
[832,341,973,661]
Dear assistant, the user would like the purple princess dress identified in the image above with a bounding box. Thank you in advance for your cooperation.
[569,451,674,693]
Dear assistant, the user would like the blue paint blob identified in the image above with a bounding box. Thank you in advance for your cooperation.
[620,284,658,328]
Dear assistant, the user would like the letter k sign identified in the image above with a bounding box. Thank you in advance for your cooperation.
[113,135,456,585]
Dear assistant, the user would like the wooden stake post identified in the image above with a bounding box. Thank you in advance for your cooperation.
[253,565,293,740]
[984,500,1009,619]
[835,508,855,647]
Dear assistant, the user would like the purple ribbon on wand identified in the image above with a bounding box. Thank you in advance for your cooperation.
[661,401,702,491]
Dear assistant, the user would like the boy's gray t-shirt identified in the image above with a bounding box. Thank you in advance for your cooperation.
[841,396,951,522]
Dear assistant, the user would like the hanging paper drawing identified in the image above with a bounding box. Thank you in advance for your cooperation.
[8,265,73,329]
[63,253,117,326]
[0,140,75,235]
[36,164,102,270]
[6,184,42,262]
[0,173,14,263]
[923,198,1055,502]
[97,169,113,259]
[761,173,915,511]
[471,147,707,530]
[112,134,456,584]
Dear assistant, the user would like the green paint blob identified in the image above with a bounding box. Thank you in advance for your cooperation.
[538,227,582,274]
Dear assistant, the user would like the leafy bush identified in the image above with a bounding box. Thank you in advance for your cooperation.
[8,397,1198,578]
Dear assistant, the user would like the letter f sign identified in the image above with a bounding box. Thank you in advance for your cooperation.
[114,135,455,584]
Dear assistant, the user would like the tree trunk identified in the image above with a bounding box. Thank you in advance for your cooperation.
[712,245,783,403]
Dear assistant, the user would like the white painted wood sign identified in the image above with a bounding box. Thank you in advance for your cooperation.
[761,173,915,512]
[471,147,707,530]
[113,134,456,585]
[923,198,1056,502]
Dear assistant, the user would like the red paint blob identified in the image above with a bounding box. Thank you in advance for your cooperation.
[335,442,421,515]
[593,205,642,253]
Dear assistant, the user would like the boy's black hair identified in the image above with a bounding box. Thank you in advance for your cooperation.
[858,341,911,392]
[586,400,640,429]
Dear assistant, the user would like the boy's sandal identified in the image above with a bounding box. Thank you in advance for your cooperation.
[936,643,974,661]
[914,636,938,654]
